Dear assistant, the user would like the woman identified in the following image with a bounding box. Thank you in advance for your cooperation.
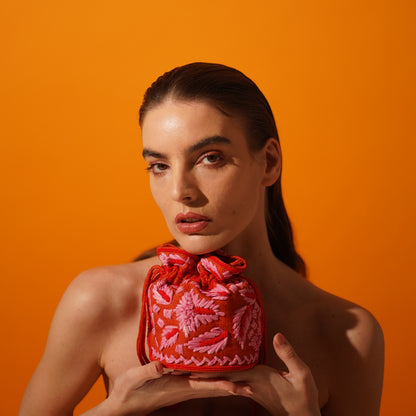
[19,63,384,415]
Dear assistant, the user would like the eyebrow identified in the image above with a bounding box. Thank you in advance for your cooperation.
[142,135,232,159]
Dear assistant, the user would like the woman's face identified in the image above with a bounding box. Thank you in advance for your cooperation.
[141,99,267,255]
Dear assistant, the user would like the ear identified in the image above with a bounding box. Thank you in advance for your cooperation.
[261,138,281,186]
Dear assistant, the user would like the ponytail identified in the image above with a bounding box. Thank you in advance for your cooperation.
[266,183,307,277]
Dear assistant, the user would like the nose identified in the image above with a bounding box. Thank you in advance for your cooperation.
[171,168,198,203]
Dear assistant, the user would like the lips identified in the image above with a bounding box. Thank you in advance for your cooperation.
[175,212,211,234]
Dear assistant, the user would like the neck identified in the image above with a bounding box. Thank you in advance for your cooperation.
[221,213,280,284]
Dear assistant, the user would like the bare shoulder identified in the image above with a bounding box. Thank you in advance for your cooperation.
[311,286,385,415]
[19,256,160,415]
[39,255,164,380]
[61,256,160,324]
[313,288,384,359]
[273,266,384,357]
[42,255,161,365]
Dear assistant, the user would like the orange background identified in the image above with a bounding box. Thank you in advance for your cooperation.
[1,1,415,414]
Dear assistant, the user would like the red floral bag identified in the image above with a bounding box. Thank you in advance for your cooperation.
[137,244,266,371]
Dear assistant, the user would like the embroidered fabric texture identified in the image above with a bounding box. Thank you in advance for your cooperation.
[137,244,266,371]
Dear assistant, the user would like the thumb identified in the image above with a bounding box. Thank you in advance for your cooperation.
[125,361,164,388]
[273,333,308,375]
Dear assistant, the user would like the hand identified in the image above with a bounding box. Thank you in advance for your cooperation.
[103,361,251,416]
[219,333,320,416]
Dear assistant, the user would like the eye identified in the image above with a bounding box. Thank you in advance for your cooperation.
[199,152,224,166]
[146,162,169,175]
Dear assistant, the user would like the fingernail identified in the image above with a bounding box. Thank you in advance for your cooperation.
[155,361,163,373]
[243,386,253,395]
[162,367,174,375]
[275,333,288,346]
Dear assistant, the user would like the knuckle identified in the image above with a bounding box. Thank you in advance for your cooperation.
[144,362,162,380]
[283,345,297,360]
[148,363,159,376]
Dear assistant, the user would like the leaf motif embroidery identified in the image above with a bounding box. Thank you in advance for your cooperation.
[159,252,185,266]
[239,287,257,304]
[186,328,228,354]
[233,304,252,349]
[152,279,174,305]
[248,302,262,351]
[200,282,230,300]
[199,258,222,279]
[160,326,179,350]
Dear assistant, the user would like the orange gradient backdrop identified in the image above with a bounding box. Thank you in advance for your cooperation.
[1,1,415,414]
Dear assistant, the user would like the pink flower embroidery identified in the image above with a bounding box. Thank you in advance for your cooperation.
[160,326,179,350]
[186,327,228,354]
[175,291,224,337]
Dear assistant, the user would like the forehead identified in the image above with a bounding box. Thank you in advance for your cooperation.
[141,100,248,150]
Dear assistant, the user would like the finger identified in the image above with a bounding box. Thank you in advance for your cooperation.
[189,371,223,379]
[187,377,252,397]
[124,361,164,388]
[273,333,309,376]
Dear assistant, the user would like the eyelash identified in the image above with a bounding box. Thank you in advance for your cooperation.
[145,152,225,175]
[198,152,224,166]
[145,163,168,175]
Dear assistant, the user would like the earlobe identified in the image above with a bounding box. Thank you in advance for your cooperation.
[261,138,281,186]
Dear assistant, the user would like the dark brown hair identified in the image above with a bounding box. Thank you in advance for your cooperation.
[136,62,306,277]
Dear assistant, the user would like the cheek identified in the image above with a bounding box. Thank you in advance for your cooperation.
[149,180,167,212]
[208,169,262,216]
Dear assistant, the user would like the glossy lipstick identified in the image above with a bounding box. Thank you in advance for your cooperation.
[175,212,211,234]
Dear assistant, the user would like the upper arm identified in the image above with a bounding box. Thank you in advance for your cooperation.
[323,306,384,416]
[19,270,113,416]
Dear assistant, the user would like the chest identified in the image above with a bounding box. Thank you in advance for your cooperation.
[101,296,329,413]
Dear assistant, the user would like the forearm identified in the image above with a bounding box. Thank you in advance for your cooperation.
[79,400,112,416]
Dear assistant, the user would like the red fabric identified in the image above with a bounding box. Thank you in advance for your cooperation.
[137,244,266,371]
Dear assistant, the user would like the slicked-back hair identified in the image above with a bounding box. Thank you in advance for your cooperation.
[138,62,306,277]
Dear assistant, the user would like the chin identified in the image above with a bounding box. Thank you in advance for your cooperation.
[174,234,230,255]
